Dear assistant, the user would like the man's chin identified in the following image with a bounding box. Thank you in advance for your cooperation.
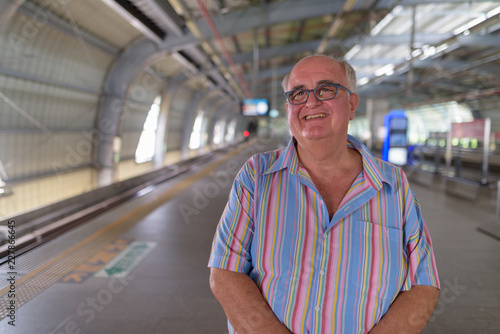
[300,133,330,142]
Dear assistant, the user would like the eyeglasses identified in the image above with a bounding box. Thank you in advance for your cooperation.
[284,83,352,105]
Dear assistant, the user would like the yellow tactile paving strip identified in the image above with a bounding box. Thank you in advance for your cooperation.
[58,237,133,283]
[0,143,250,321]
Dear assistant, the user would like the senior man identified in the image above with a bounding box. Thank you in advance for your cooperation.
[208,54,440,334]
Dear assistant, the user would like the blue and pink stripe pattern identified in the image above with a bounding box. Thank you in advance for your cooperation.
[209,135,440,334]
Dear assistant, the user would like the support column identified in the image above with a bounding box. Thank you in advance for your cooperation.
[96,38,163,186]
[482,117,491,184]
[366,98,390,151]
[0,0,24,32]
[211,102,238,147]
[366,98,374,150]
[205,100,230,148]
[180,91,220,159]
[153,73,189,168]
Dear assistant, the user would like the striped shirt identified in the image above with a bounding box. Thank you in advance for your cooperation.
[208,135,440,334]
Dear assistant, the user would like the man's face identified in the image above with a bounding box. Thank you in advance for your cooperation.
[285,56,358,144]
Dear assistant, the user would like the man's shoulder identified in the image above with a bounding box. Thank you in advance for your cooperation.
[236,146,287,184]
[247,146,287,172]
[370,156,410,189]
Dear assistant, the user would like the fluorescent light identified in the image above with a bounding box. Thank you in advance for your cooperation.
[453,15,487,35]
[375,64,395,76]
[371,5,403,36]
[436,43,449,53]
[411,49,422,58]
[357,77,369,86]
[487,5,500,18]
[345,45,361,60]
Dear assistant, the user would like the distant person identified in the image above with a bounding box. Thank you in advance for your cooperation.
[247,121,258,136]
[209,54,440,333]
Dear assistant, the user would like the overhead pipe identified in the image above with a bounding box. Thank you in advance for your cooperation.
[195,0,253,98]
[317,0,357,53]
[381,50,500,101]
[407,5,416,94]
[169,0,246,100]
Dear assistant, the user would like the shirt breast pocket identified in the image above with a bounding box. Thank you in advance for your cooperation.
[348,220,404,305]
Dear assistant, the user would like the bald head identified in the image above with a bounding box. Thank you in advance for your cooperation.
[282,55,357,93]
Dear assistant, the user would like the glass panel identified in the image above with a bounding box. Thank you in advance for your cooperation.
[189,111,205,149]
[135,96,161,163]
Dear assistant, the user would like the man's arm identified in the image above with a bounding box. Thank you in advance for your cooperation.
[369,285,439,334]
[210,268,291,334]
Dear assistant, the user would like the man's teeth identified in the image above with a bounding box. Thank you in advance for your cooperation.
[305,113,326,120]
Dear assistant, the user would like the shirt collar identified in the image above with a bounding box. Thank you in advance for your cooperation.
[346,134,391,191]
[263,137,300,175]
[263,135,392,191]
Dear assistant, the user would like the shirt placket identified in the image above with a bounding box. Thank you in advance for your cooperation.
[305,229,330,334]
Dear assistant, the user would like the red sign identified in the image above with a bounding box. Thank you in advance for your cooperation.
[450,120,485,139]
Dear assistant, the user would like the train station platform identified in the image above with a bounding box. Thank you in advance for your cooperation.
[0,138,499,334]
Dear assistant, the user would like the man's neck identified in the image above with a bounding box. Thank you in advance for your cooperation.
[295,136,353,175]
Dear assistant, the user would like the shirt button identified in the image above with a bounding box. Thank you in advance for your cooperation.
[315,306,320,312]
[320,269,325,275]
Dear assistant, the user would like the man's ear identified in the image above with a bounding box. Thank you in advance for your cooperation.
[349,93,359,120]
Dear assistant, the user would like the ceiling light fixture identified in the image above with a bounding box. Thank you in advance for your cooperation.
[371,5,403,36]
[375,63,395,77]
[345,44,361,61]
[357,77,369,86]
[452,5,500,36]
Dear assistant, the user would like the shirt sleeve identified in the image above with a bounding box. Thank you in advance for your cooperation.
[208,168,255,274]
[401,190,440,291]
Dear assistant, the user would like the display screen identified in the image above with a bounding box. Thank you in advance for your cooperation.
[390,118,407,130]
[390,133,407,147]
[241,98,269,116]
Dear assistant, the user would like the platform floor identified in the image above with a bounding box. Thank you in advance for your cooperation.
[0,139,499,334]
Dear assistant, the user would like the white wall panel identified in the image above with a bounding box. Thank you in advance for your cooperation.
[0,76,98,130]
[0,131,94,181]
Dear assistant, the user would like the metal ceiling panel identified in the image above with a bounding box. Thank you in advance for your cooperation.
[149,55,186,79]
[0,9,113,93]
[30,0,144,49]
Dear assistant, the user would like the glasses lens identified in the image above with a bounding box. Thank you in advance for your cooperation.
[315,85,337,100]
[288,90,308,104]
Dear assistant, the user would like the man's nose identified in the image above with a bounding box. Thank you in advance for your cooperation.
[306,91,321,107]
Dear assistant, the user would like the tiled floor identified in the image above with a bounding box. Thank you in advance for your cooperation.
[412,176,500,333]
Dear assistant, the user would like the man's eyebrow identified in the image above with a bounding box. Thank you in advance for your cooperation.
[291,84,305,90]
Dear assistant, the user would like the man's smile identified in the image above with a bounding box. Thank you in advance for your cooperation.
[304,113,327,120]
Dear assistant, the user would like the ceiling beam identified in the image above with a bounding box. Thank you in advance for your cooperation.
[455,34,500,48]
[161,0,345,51]
[232,39,322,64]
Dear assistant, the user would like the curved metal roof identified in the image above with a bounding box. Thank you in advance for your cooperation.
[72,0,500,114]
